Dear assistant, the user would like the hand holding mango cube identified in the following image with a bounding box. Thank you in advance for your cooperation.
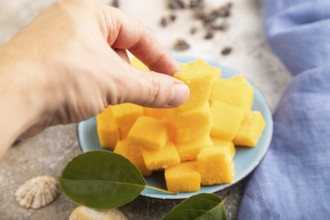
[96,59,266,193]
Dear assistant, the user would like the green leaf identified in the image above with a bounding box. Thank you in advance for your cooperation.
[59,151,146,209]
[162,193,227,220]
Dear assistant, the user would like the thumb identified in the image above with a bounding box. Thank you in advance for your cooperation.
[123,68,190,108]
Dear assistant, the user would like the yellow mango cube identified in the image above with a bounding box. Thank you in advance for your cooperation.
[130,57,149,71]
[139,141,180,170]
[119,126,131,140]
[128,116,169,150]
[197,147,234,185]
[171,104,211,144]
[114,140,152,176]
[143,107,173,121]
[165,161,201,193]
[212,138,236,157]
[210,78,254,110]
[229,74,246,82]
[173,124,211,145]
[176,135,212,161]
[111,103,144,128]
[173,104,211,128]
[233,111,266,147]
[96,107,119,149]
[210,101,244,141]
[174,60,220,110]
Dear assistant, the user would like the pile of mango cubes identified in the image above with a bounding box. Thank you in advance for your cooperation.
[96,59,265,193]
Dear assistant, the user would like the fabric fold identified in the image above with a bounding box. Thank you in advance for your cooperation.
[238,0,330,219]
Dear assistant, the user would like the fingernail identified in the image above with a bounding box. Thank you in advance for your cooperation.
[167,83,190,107]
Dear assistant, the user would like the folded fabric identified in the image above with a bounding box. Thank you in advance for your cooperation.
[238,0,330,219]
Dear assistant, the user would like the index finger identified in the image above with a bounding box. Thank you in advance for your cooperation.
[103,7,179,75]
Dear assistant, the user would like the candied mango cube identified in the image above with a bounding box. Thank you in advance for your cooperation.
[176,135,212,161]
[212,138,236,157]
[233,111,266,147]
[173,124,211,145]
[197,147,234,185]
[111,103,143,128]
[114,140,152,176]
[210,101,244,141]
[229,74,246,82]
[171,104,212,144]
[139,141,180,170]
[130,57,149,71]
[128,116,169,150]
[96,107,119,149]
[143,107,173,121]
[173,104,211,128]
[174,60,220,110]
[210,78,254,110]
[119,126,131,140]
[165,161,201,193]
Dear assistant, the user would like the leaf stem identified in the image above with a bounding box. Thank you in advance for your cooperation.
[220,193,230,205]
[145,185,177,195]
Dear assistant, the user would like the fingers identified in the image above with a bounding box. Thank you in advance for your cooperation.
[120,65,190,108]
[114,49,130,63]
[103,7,179,75]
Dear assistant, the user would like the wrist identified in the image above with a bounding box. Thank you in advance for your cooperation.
[0,44,45,158]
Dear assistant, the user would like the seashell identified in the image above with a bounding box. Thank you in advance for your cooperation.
[69,206,127,220]
[15,175,61,209]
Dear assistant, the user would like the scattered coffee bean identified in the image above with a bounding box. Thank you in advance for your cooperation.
[190,0,204,9]
[111,0,119,8]
[173,39,190,51]
[168,0,186,9]
[193,8,207,20]
[210,21,229,32]
[204,31,214,39]
[170,13,177,22]
[190,26,197,34]
[217,4,231,17]
[160,14,178,27]
[221,47,232,55]
[160,17,169,27]
[203,10,219,24]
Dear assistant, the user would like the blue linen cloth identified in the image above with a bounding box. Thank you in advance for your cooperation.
[238,0,330,219]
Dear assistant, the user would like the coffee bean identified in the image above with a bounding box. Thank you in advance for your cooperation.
[173,39,190,51]
[217,5,231,17]
[203,11,219,24]
[160,17,169,27]
[204,31,214,39]
[193,8,207,20]
[170,13,177,22]
[211,22,230,32]
[190,26,197,34]
[221,47,232,55]
[168,0,186,9]
[111,0,119,8]
[190,0,204,9]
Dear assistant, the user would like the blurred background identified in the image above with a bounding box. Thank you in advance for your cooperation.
[0,0,290,219]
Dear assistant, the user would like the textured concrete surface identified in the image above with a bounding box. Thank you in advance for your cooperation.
[0,0,291,219]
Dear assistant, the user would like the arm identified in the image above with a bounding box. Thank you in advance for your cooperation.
[0,49,42,157]
[0,0,189,159]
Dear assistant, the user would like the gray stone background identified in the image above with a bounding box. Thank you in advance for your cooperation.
[0,0,291,219]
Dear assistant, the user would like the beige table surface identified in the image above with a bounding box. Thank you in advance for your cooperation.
[0,0,291,219]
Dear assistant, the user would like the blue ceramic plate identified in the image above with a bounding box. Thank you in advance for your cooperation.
[77,57,273,200]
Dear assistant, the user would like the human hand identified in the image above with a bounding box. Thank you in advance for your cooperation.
[0,0,189,156]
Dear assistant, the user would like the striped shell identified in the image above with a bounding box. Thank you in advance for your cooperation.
[15,175,61,209]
